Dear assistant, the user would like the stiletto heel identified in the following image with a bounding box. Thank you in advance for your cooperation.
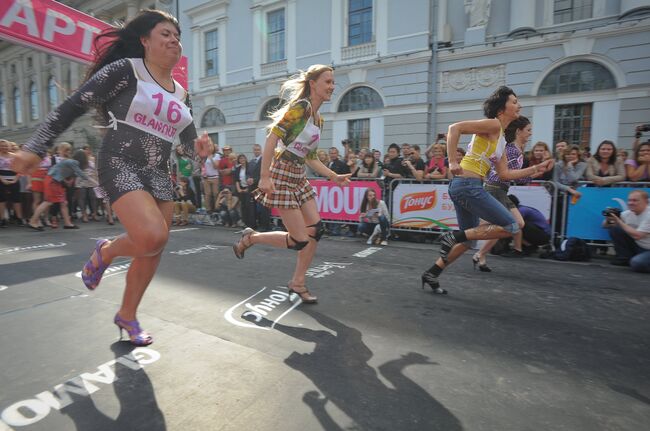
[233,227,256,259]
[287,281,318,304]
[420,272,447,295]
[471,253,492,272]
[114,313,153,346]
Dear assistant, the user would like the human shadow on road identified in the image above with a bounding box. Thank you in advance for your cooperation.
[260,309,463,431]
[60,342,166,431]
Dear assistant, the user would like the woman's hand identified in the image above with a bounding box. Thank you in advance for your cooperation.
[259,176,275,194]
[193,131,214,158]
[10,150,41,175]
[448,162,463,176]
[333,173,352,186]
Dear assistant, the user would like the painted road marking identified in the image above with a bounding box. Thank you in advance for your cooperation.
[353,247,382,258]
[0,285,8,292]
[0,348,160,428]
[0,242,67,255]
[169,244,227,255]
[225,286,302,330]
[305,261,352,278]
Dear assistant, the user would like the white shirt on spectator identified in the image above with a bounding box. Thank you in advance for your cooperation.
[204,153,221,178]
[622,207,650,249]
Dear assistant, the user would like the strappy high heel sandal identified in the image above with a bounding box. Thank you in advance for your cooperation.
[82,239,110,290]
[420,272,447,295]
[233,227,256,259]
[114,313,153,346]
[471,253,492,272]
[288,281,318,304]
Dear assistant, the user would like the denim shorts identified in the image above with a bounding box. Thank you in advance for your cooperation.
[449,176,516,231]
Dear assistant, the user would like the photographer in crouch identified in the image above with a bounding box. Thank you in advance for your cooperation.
[602,189,650,272]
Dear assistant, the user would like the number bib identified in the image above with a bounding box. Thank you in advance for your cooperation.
[123,58,193,143]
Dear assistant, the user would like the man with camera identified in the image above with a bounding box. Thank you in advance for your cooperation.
[602,190,650,272]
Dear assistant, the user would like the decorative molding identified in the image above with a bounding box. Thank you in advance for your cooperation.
[341,42,377,61]
[440,64,505,92]
[261,60,287,76]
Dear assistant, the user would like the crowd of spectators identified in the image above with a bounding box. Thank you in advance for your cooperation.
[1,125,649,271]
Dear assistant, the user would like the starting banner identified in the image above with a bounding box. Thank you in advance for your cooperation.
[271,180,383,222]
[0,0,188,88]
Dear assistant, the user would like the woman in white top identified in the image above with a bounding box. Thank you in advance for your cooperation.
[358,188,390,245]
[203,145,221,212]
[233,65,351,303]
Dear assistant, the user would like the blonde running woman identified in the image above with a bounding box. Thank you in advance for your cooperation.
[233,65,351,303]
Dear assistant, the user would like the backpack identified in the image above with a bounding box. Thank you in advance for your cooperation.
[554,238,590,262]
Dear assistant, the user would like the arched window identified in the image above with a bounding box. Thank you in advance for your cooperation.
[0,92,6,127]
[539,61,616,95]
[48,76,58,111]
[260,98,284,121]
[338,86,383,112]
[13,87,22,124]
[30,81,39,120]
[200,107,226,127]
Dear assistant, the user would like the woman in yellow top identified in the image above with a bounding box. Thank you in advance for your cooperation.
[232,65,351,303]
[421,86,553,294]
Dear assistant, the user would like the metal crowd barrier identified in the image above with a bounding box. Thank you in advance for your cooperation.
[254,175,650,246]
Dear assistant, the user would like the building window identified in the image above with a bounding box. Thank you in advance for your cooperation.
[0,93,6,127]
[554,0,593,24]
[267,9,285,62]
[348,119,370,151]
[539,61,615,95]
[48,76,58,111]
[209,133,219,148]
[201,107,226,127]
[554,103,592,150]
[29,82,39,120]
[260,98,284,121]
[205,29,218,77]
[339,86,383,112]
[348,0,373,46]
[13,87,22,124]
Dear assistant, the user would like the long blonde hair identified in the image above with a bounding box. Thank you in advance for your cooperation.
[268,64,333,130]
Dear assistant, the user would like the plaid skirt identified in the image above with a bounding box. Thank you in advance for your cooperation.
[253,159,316,209]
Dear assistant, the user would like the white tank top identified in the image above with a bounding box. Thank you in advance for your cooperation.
[99,59,193,143]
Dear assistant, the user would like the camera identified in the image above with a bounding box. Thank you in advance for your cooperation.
[437,133,446,140]
[636,124,650,138]
[602,207,622,217]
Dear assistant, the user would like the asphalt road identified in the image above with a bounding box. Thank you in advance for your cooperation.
[1,222,649,431]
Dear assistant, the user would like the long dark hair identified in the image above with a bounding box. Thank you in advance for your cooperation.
[362,153,375,171]
[360,188,378,212]
[594,140,617,165]
[635,142,650,163]
[72,149,89,171]
[504,116,530,144]
[85,9,180,81]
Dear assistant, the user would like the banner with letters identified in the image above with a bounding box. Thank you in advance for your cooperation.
[0,0,188,87]
[567,186,650,240]
[391,182,553,230]
[271,180,383,222]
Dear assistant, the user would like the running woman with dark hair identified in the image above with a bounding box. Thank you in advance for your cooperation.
[420,86,553,294]
[11,9,214,345]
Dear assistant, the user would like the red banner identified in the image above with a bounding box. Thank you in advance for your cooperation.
[271,180,383,221]
[0,0,188,88]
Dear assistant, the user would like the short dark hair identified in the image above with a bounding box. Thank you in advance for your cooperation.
[483,86,516,119]
[504,116,530,143]
[388,143,400,152]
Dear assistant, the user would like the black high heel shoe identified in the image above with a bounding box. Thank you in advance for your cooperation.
[472,253,492,272]
[420,272,447,295]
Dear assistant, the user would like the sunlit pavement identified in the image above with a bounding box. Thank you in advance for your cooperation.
[1,223,648,431]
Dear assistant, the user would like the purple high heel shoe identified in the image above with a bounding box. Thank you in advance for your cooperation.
[114,313,153,346]
[81,239,110,290]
